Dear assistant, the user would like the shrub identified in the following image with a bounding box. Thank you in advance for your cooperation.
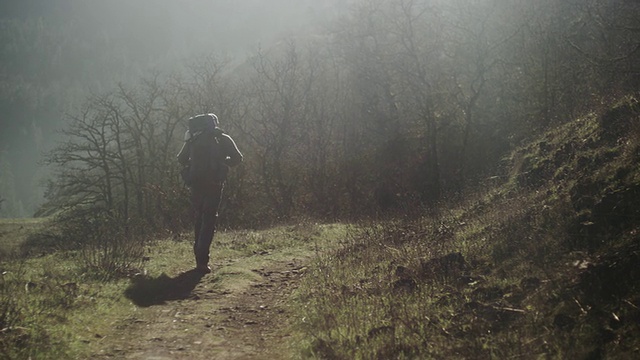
[53,208,146,279]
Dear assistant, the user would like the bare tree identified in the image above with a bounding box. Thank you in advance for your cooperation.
[45,74,186,224]
[384,0,448,203]
[245,41,315,218]
[45,100,119,213]
[442,0,524,182]
[297,45,345,217]
[565,0,640,97]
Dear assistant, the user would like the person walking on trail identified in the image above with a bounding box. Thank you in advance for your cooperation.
[177,113,243,274]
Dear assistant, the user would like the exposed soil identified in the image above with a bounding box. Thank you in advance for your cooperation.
[92,257,307,359]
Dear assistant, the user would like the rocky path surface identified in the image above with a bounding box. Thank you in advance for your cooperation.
[93,257,308,360]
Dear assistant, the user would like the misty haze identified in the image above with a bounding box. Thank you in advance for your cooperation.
[1,0,639,359]
[0,0,347,218]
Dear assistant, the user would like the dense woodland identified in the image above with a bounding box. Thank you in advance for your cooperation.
[0,0,333,217]
[1,0,639,238]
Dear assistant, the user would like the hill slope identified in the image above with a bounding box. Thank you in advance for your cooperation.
[294,96,640,359]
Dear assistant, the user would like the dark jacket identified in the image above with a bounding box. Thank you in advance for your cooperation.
[177,128,243,184]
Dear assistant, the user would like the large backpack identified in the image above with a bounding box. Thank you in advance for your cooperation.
[181,114,225,187]
[188,113,218,134]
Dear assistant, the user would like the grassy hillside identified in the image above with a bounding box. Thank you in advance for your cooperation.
[293,96,640,359]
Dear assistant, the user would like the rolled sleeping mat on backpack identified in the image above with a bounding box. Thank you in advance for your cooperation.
[188,113,219,133]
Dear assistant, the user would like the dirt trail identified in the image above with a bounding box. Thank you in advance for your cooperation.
[93,256,307,360]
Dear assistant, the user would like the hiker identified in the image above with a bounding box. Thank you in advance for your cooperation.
[177,113,243,273]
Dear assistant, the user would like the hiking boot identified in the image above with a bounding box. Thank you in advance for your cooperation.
[196,264,212,274]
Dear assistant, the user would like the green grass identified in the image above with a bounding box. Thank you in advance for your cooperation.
[0,218,49,257]
[0,220,348,359]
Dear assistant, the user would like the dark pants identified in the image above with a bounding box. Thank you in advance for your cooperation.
[191,182,223,267]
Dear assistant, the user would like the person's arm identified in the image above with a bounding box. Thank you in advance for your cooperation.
[221,134,243,167]
[177,130,191,165]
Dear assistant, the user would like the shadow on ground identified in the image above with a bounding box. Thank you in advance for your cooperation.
[124,269,206,307]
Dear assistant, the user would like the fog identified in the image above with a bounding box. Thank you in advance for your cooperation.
[0,0,349,217]
[2,0,637,219]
